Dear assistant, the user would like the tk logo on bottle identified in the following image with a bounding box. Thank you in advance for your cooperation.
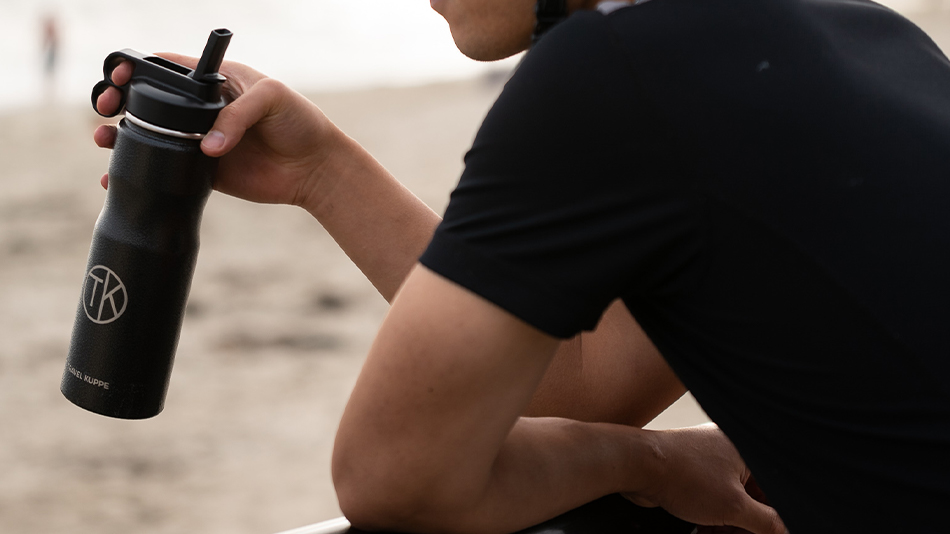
[83,265,128,324]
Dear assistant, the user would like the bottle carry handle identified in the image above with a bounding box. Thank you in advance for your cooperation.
[90,29,232,119]
[90,49,147,118]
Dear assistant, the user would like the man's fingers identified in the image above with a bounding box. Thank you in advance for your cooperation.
[110,61,133,86]
[94,61,133,116]
[697,527,747,534]
[101,173,109,190]
[732,496,788,534]
[94,124,117,149]
[619,491,660,508]
[744,476,769,505]
[95,86,125,117]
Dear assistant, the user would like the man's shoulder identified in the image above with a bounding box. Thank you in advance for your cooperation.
[543,0,938,71]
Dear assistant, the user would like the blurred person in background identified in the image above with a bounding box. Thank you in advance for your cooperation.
[41,13,60,103]
[93,0,950,532]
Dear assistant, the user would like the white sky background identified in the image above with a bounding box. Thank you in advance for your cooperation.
[0,0,520,112]
[0,0,930,113]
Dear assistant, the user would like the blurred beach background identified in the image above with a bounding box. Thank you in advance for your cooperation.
[1,0,947,532]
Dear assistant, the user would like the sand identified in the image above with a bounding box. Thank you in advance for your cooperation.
[0,74,521,534]
[0,75,708,534]
[4,7,948,532]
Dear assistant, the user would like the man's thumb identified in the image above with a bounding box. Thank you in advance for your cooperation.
[733,495,788,534]
[199,78,278,157]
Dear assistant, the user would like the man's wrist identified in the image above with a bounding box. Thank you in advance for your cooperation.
[561,421,667,500]
[618,426,667,505]
[296,125,354,216]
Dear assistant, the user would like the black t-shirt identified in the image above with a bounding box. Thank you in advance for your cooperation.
[419,0,950,531]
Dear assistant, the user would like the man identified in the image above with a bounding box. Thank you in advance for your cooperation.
[95,0,950,532]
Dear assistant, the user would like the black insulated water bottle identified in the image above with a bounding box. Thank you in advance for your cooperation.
[62,29,233,419]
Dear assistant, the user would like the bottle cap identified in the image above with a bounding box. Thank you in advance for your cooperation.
[91,29,232,134]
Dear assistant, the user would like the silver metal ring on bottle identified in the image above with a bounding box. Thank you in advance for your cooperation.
[124,113,206,140]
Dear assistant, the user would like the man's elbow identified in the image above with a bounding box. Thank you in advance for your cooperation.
[332,458,410,532]
[332,443,482,533]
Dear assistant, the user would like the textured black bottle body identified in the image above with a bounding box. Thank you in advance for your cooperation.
[62,120,215,419]
[63,29,231,419]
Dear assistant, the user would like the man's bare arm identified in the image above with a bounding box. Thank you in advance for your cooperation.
[332,265,786,534]
[332,265,642,533]
[294,127,685,426]
[298,131,686,425]
[92,60,684,424]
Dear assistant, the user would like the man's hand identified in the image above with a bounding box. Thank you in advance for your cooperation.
[627,424,788,534]
[93,54,341,210]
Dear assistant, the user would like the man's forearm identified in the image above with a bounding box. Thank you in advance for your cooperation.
[339,416,658,534]
[303,131,441,302]
[469,417,660,533]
